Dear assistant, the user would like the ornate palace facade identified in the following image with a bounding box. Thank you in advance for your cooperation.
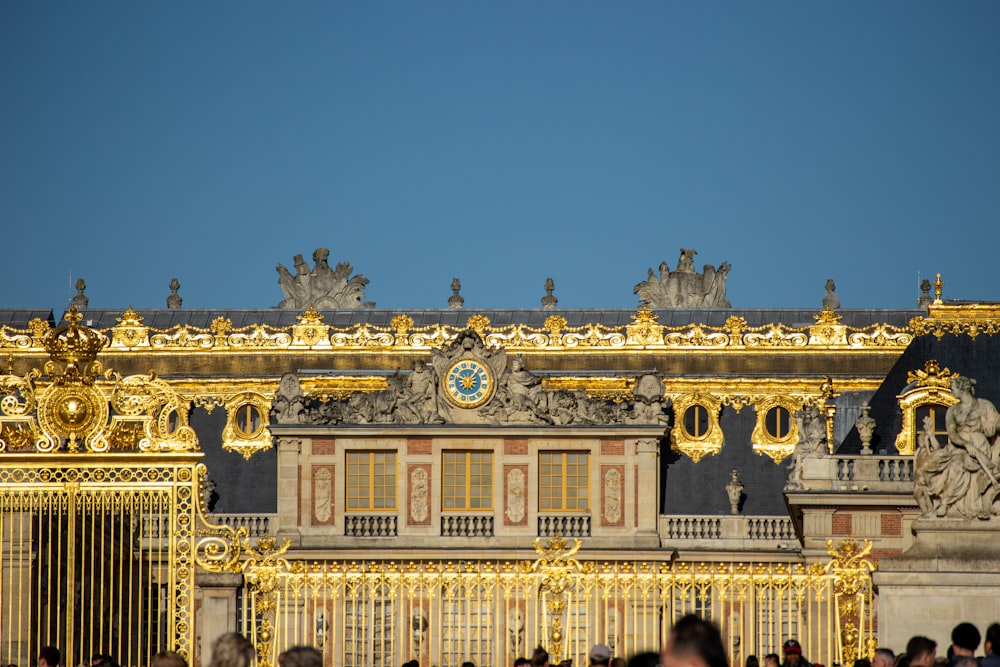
[1,250,998,667]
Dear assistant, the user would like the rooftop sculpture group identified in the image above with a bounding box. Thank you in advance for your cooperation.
[276,248,374,309]
[634,248,731,308]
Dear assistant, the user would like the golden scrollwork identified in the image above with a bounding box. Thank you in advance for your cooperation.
[0,305,938,355]
[670,393,724,463]
[825,539,878,665]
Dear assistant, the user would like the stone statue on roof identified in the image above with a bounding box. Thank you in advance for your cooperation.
[276,248,375,309]
[634,248,731,308]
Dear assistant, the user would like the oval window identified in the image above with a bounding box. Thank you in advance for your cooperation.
[683,405,710,440]
[765,406,791,440]
[235,404,263,438]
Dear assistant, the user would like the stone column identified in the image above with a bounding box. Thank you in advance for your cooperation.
[635,438,660,537]
[276,437,302,538]
[196,572,244,667]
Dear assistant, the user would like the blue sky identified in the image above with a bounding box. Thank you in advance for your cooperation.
[2,2,999,312]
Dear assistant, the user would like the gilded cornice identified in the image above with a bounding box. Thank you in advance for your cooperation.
[909,303,1000,339]
[0,306,932,356]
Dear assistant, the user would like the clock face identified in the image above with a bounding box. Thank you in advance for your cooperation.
[443,359,494,409]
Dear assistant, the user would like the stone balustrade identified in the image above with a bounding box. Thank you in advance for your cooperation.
[345,514,398,537]
[658,514,797,550]
[537,514,591,537]
[211,513,276,537]
[440,514,494,537]
[798,454,915,491]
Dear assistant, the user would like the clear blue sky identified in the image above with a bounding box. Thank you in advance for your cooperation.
[2,1,999,312]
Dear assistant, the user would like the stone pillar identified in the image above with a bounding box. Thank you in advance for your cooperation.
[276,437,302,538]
[635,438,660,537]
[196,572,244,667]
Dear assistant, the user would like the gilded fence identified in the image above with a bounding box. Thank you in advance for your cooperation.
[218,538,876,667]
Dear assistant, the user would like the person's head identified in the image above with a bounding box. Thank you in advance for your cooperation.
[151,653,187,667]
[951,623,981,656]
[951,376,976,398]
[906,636,937,667]
[401,661,419,667]
[783,640,803,667]
[39,648,61,667]
[461,662,476,667]
[854,659,871,667]
[589,645,612,667]
[531,647,550,667]
[745,656,759,667]
[282,648,321,667]
[661,614,728,667]
[873,648,896,667]
[515,659,530,667]
[611,658,626,667]
[764,654,780,667]
[986,623,1000,657]
[210,633,255,667]
[627,654,659,667]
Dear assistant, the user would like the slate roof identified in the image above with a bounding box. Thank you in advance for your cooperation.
[0,310,55,328]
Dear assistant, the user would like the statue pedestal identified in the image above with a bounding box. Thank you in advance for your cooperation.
[873,518,1000,652]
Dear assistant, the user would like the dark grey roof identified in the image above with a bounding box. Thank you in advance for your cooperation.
[58,308,923,330]
[0,310,55,328]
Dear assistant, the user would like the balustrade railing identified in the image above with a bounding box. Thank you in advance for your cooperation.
[440,513,494,537]
[537,514,590,537]
[345,514,398,537]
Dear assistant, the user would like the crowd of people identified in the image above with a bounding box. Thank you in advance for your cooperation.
[25,617,1000,667]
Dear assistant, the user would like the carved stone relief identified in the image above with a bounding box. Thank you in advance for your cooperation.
[602,466,623,526]
[276,248,374,309]
[313,466,333,525]
[294,332,671,427]
[409,466,430,524]
[505,467,526,525]
[507,604,525,658]
[633,248,731,308]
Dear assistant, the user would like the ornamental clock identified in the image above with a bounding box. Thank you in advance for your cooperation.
[442,358,495,409]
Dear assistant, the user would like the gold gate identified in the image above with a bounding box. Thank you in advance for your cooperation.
[209,536,876,667]
[0,309,202,667]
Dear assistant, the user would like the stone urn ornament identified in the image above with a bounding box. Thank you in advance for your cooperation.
[856,404,876,455]
[726,469,744,515]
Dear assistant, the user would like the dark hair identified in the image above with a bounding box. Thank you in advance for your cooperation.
[627,653,660,667]
[461,662,476,667]
[951,623,981,652]
[765,655,780,665]
[402,661,419,667]
[515,660,530,667]
[532,648,550,667]
[906,637,937,661]
[746,656,760,667]
[667,614,728,667]
[986,623,1000,656]
[874,649,896,664]
[854,660,871,667]
[39,648,61,667]
[282,647,322,667]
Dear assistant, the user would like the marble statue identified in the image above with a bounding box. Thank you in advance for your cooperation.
[726,469,744,515]
[785,405,827,490]
[855,404,876,455]
[634,248,731,308]
[397,361,443,424]
[915,376,1000,520]
[276,248,374,309]
[822,279,840,309]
